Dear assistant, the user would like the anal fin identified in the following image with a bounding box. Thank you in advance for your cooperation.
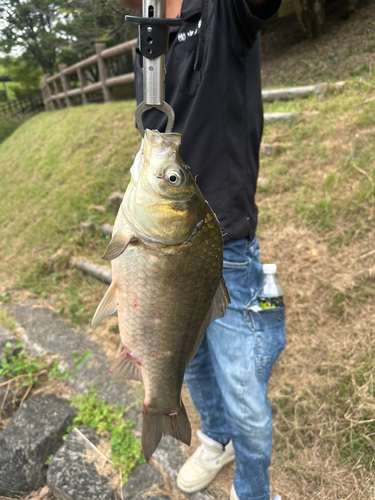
[110,350,143,382]
[92,281,118,328]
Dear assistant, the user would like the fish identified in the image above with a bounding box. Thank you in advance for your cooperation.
[92,129,230,460]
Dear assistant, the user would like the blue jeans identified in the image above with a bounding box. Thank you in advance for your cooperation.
[184,237,286,500]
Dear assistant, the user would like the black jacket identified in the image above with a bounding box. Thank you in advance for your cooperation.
[134,0,279,241]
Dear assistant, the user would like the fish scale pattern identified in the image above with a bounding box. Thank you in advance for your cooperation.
[114,209,223,414]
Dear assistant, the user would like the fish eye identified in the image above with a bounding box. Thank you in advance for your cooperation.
[165,167,185,186]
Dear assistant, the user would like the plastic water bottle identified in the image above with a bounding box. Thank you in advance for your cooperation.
[258,264,284,309]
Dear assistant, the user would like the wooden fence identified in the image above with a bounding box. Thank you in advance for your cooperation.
[0,92,44,117]
[42,39,137,110]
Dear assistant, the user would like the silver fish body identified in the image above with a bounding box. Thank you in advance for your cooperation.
[93,130,229,460]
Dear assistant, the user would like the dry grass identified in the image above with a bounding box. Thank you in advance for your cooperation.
[178,78,375,500]
[262,1,375,87]
[1,49,375,500]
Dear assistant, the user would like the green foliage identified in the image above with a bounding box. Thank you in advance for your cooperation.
[1,57,42,96]
[0,0,138,74]
[69,387,144,483]
[0,340,91,387]
[0,0,73,73]
[0,307,16,332]
[0,292,11,303]
[0,341,48,387]
[65,0,138,57]
[0,114,25,144]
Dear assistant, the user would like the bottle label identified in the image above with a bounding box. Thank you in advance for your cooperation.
[259,296,284,309]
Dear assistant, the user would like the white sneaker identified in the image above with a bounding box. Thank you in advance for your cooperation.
[176,430,235,493]
[230,484,281,500]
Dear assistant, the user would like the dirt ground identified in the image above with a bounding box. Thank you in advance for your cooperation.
[261,1,375,87]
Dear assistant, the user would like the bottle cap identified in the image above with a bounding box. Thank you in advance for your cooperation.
[263,263,277,274]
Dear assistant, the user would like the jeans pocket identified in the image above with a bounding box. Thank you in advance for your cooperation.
[251,307,286,379]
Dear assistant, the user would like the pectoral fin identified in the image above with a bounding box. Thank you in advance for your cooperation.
[211,276,230,319]
[186,277,230,367]
[92,281,118,327]
[102,231,136,261]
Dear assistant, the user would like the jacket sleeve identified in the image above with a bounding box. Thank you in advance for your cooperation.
[213,0,281,51]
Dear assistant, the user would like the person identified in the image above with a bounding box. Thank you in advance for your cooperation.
[118,0,286,499]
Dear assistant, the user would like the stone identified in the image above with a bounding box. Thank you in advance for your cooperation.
[5,301,142,414]
[0,393,76,497]
[49,249,70,273]
[89,204,106,214]
[153,437,212,500]
[107,192,124,212]
[129,496,170,500]
[47,425,116,500]
[122,463,163,499]
[101,223,113,237]
[79,221,96,233]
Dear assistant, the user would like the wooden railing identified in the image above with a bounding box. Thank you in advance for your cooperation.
[42,39,137,110]
[0,92,44,117]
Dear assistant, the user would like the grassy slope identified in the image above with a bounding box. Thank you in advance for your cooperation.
[0,101,139,324]
[259,79,375,499]
[261,1,375,88]
[0,76,375,500]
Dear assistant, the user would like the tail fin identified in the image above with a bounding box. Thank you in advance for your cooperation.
[142,402,191,461]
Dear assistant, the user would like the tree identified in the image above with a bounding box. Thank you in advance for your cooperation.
[293,0,325,37]
[0,0,138,76]
[66,0,138,56]
[0,0,74,74]
[292,0,361,38]
[1,56,42,96]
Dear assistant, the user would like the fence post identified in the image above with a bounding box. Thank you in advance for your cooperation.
[42,76,51,111]
[44,78,55,110]
[95,43,112,103]
[77,68,88,105]
[52,79,62,109]
[59,64,72,107]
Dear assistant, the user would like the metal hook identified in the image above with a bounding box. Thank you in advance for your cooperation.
[135,101,175,137]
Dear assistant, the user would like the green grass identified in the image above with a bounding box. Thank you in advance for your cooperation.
[68,387,145,483]
[0,339,91,388]
[0,102,138,270]
[0,102,139,322]
[0,306,16,332]
[0,114,25,144]
[260,77,375,241]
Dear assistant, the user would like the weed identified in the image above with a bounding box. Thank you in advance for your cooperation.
[69,387,144,483]
[0,341,91,387]
[0,292,11,303]
[0,307,16,332]
[0,341,48,387]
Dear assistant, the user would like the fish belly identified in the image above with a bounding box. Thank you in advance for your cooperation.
[112,217,223,459]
